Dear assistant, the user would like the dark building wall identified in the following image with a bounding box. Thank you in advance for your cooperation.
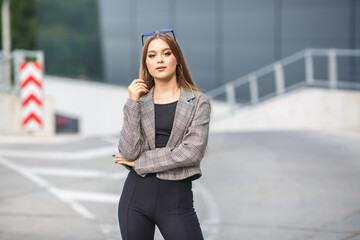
[36,0,103,81]
[99,0,360,91]
[282,0,353,54]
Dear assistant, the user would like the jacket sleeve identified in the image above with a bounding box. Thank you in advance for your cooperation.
[118,98,144,161]
[134,95,211,176]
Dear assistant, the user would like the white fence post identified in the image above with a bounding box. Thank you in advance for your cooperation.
[274,62,285,95]
[225,83,236,113]
[305,49,314,85]
[249,74,258,104]
[328,49,338,89]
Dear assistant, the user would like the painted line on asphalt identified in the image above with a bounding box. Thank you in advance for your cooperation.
[101,136,119,145]
[56,189,119,203]
[20,164,220,239]
[0,145,220,240]
[0,134,89,144]
[193,181,220,239]
[0,157,95,219]
[24,166,108,178]
[0,146,116,161]
[22,166,128,180]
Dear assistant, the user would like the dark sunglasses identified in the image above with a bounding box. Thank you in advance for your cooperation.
[141,29,176,46]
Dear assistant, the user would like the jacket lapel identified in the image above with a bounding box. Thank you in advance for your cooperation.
[139,86,196,149]
[167,88,196,147]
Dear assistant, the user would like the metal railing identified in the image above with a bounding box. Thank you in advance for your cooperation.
[206,48,360,119]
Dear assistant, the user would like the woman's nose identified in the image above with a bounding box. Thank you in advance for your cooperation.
[157,54,164,63]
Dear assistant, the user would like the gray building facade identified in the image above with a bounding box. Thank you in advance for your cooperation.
[98,0,360,92]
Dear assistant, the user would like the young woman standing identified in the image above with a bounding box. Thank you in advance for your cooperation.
[114,29,211,240]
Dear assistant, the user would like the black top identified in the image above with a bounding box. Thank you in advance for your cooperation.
[154,100,178,148]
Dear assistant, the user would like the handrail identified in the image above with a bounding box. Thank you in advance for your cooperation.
[206,48,360,120]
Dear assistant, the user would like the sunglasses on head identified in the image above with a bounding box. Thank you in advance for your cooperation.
[141,29,176,46]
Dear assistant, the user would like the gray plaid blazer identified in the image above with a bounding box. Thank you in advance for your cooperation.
[118,86,211,181]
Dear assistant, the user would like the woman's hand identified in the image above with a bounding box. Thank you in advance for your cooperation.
[113,155,135,167]
[128,79,149,103]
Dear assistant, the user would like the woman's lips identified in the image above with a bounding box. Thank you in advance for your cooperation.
[156,67,166,71]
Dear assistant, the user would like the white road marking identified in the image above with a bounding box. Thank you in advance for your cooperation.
[0,146,116,161]
[0,134,88,144]
[56,189,119,203]
[0,136,220,240]
[24,166,109,178]
[0,157,220,238]
[0,157,95,219]
[0,157,49,188]
[194,181,220,239]
[22,166,128,180]
[49,187,95,219]
[106,171,129,180]
[101,136,119,145]
[99,224,119,237]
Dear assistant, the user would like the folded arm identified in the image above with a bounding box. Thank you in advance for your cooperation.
[134,96,211,176]
[118,98,144,161]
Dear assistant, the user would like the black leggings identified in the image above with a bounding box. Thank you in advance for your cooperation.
[118,169,204,240]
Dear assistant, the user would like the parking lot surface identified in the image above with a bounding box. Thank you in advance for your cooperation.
[0,130,359,240]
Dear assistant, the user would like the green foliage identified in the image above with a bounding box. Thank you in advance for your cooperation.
[35,0,103,80]
[0,0,103,81]
[0,0,36,50]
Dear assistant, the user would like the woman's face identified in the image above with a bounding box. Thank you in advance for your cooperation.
[145,39,177,82]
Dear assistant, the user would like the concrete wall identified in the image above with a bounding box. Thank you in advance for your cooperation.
[43,75,129,136]
[43,76,360,136]
[0,93,54,136]
[210,88,360,132]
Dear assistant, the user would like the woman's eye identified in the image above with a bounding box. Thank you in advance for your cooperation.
[148,54,155,58]
[164,52,172,56]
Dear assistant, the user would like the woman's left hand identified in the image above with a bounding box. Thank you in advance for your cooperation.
[113,155,135,167]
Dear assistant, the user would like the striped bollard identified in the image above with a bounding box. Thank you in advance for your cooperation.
[20,61,43,131]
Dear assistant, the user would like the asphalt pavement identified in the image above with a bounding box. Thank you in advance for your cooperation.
[0,130,359,240]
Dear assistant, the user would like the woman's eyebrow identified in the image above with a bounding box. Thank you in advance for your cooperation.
[147,48,171,53]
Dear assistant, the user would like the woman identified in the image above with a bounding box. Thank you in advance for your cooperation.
[114,29,211,240]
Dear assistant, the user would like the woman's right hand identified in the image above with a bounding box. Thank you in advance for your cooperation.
[128,79,149,102]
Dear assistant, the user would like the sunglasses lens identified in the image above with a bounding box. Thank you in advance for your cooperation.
[141,29,175,45]
[142,31,156,37]
[158,29,172,34]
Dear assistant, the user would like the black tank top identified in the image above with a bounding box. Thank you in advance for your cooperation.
[154,100,178,148]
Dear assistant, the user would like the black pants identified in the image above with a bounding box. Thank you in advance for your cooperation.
[118,169,204,240]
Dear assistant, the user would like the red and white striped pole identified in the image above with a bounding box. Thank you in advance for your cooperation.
[20,61,43,131]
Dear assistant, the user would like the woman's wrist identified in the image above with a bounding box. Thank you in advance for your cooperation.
[129,97,140,103]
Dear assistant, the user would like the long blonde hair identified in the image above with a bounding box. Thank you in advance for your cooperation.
[139,32,211,112]
[139,32,201,92]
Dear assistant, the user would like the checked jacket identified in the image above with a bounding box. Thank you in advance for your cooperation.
[118,86,211,181]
